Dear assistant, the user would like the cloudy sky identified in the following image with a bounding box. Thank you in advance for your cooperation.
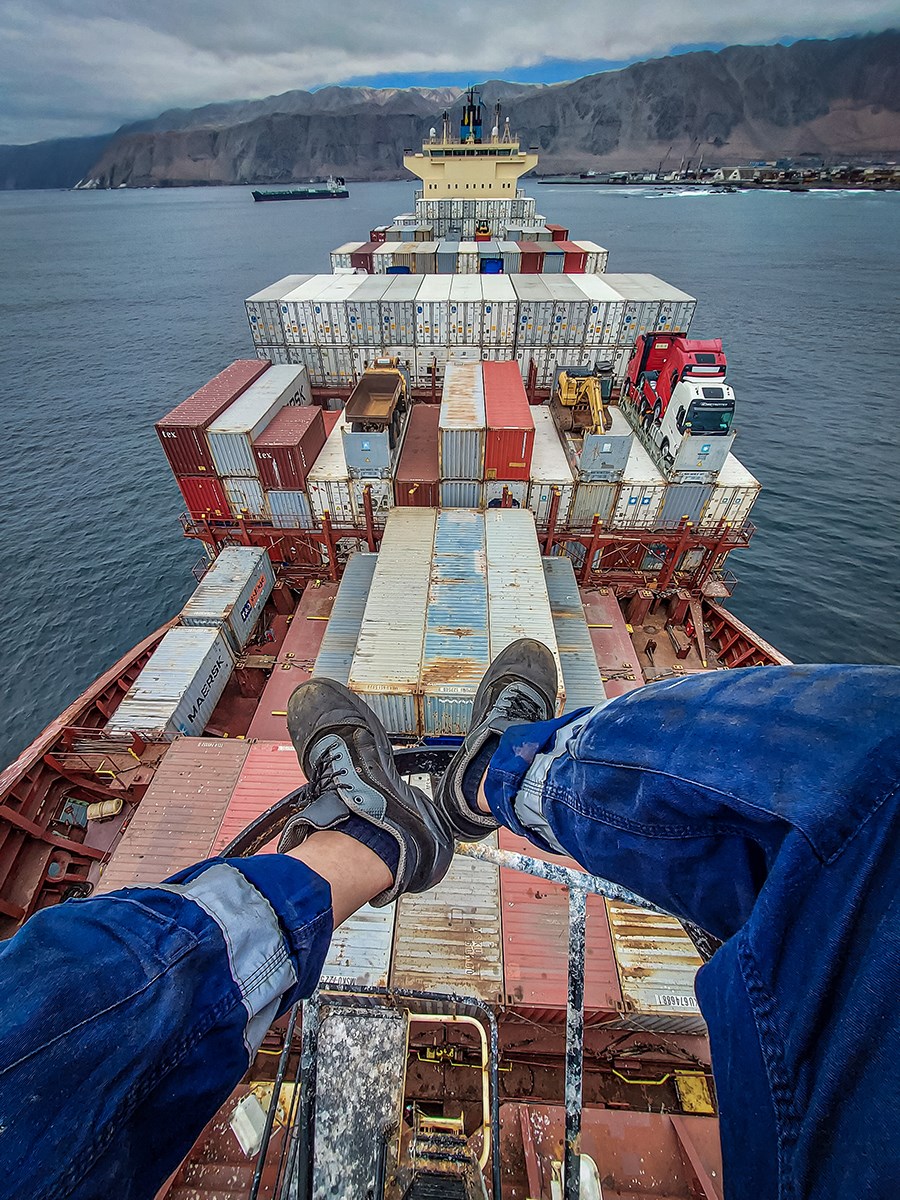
[2,0,898,144]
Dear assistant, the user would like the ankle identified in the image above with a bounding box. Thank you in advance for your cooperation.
[476,774,493,815]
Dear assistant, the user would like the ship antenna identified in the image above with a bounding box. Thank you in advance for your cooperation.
[441,109,451,143]
[493,101,502,143]
[501,115,512,144]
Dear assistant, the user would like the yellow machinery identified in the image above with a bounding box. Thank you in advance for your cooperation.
[549,366,614,434]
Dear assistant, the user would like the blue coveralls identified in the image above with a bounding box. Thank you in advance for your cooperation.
[0,664,897,1199]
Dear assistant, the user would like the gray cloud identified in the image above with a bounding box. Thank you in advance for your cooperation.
[1,0,898,142]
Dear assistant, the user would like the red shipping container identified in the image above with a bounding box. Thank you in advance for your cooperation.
[322,409,342,436]
[156,359,270,476]
[482,361,535,482]
[394,405,440,507]
[556,240,588,272]
[177,475,233,520]
[350,241,378,272]
[546,223,569,242]
[499,830,622,1024]
[516,241,545,273]
[370,228,387,244]
[252,405,326,489]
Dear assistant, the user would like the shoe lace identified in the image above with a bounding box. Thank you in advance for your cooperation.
[303,747,350,799]
[497,688,545,724]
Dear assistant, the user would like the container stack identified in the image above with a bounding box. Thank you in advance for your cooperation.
[528,407,575,528]
[482,361,534,507]
[438,362,485,507]
[394,405,440,507]
[252,405,326,528]
[245,277,311,354]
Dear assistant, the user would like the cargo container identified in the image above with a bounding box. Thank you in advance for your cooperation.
[479,275,517,347]
[268,489,314,529]
[222,477,269,520]
[545,223,568,242]
[482,360,534,481]
[605,273,696,344]
[373,242,400,273]
[605,900,705,1034]
[572,239,609,273]
[568,481,618,529]
[351,478,393,527]
[528,407,575,527]
[245,276,311,347]
[106,626,235,742]
[484,508,564,708]
[555,240,588,273]
[658,481,713,526]
[698,453,761,531]
[279,275,335,344]
[542,244,566,274]
[414,274,452,345]
[180,546,275,651]
[380,274,421,345]
[439,361,485,479]
[569,274,627,346]
[349,242,378,272]
[542,557,606,711]
[346,276,391,346]
[330,241,365,270]
[312,553,377,686]
[156,360,271,476]
[516,241,545,272]
[512,275,555,343]
[515,343,561,389]
[447,275,483,345]
[206,365,309,477]
[394,404,440,507]
[435,239,459,274]
[420,509,490,736]
[348,509,436,735]
[255,345,291,366]
[497,240,521,273]
[499,830,622,1023]
[612,441,667,528]
[322,903,398,988]
[391,831,502,1003]
[211,741,303,855]
[483,479,527,507]
[307,412,354,524]
[177,475,232,522]
[252,404,325,490]
[577,408,635,481]
[456,241,479,273]
[545,275,592,348]
[439,480,483,508]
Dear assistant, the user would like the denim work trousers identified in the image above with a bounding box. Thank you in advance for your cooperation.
[0,664,896,1199]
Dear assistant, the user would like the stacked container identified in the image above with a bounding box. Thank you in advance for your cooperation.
[245,276,310,350]
[542,557,606,712]
[157,359,271,522]
[572,240,609,273]
[480,275,517,349]
[394,404,440,507]
[252,404,325,528]
[576,408,635,481]
[307,412,354,525]
[180,547,275,653]
[697,453,760,532]
[312,553,378,686]
[528,406,575,528]
[609,440,667,529]
[438,362,485,507]
[482,361,534,487]
[330,241,364,270]
[350,242,378,272]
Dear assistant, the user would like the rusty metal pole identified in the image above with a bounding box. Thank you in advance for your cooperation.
[321,512,338,581]
[527,357,537,401]
[431,357,437,402]
[501,485,511,508]
[580,515,602,585]
[543,486,560,556]
[564,887,587,1200]
[362,485,377,552]
[657,518,693,592]
[694,521,733,593]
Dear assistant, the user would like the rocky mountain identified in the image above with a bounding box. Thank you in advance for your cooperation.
[2,32,896,190]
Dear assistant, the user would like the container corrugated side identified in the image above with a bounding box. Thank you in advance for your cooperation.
[484,508,564,711]
[394,404,440,506]
[697,453,761,531]
[307,412,354,524]
[439,480,483,508]
[658,482,713,526]
[348,509,436,735]
[106,627,235,741]
[542,557,606,712]
[605,900,706,1034]
[391,832,502,1003]
[482,360,534,481]
[312,554,378,686]
[438,361,485,479]
[245,276,310,346]
[527,407,574,527]
[177,476,232,521]
[206,365,309,477]
[222,477,269,521]
[321,903,398,988]
[180,546,275,651]
[612,441,667,528]
[421,509,489,736]
[251,402,324,489]
[268,489,314,528]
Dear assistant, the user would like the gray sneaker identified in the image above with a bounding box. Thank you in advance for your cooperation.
[435,639,559,840]
[279,678,454,906]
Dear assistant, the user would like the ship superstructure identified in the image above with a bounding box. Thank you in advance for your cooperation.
[0,88,792,1200]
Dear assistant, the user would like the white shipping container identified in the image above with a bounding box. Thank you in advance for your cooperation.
[207,365,310,476]
[351,478,393,527]
[222,477,269,520]
[571,240,609,273]
[479,275,517,347]
[448,276,483,345]
[568,274,626,346]
[415,274,452,346]
[307,413,354,523]
[568,481,619,528]
[330,241,365,270]
[180,546,275,651]
[349,509,436,735]
[255,345,291,365]
[606,900,705,1034]
[246,274,310,346]
[484,479,528,507]
[280,274,335,344]
[515,344,559,390]
[545,275,591,349]
[528,407,575,528]
[611,440,667,528]
[380,275,421,345]
[484,509,564,711]
[347,277,391,347]
[106,627,235,741]
[439,361,485,478]
[697,454,761,531]
[512,276,555,344]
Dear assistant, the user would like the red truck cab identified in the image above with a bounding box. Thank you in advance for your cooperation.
[626,334,727,422]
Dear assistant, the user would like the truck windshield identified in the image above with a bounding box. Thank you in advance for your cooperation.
[686,401,734,433]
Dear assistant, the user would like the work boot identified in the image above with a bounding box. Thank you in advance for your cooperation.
[279,677,454,906]
[435,639,559,840]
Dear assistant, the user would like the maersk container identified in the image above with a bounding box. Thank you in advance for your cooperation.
[439,361,485,478]
[542,557,606,712]
[484,509,565,711]
[177,475,232,522]
[528,407,574,528]
[421,509,490,736]
[156,359,271,477]
[611,441,667,528]
[268,489,314,529]
[307,413,354,524]
[312,553,378,686]
[569,481,618,529]
[659,481,713,527]
[181,546,275,651]
[483,359,534,481]
[207,365,309,477]
[351,478,393,527]
[222,477,269,520]
[348,509,436,735]
[106,626,235,742]
[252,404,326,489]
[415,274,452,345]
[245,276,310,347]
[480,275,517,347]
[569,274,626,346]
[439,480,483,508]
[698,454,761,531]
[577,408,635,481]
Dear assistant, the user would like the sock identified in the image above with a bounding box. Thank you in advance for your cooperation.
[340,815,401,880]
[461,735,500,815]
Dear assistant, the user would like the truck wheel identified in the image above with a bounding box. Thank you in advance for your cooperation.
[653,402,662,424]
[660,438,671,464]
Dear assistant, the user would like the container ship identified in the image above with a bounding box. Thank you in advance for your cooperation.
[0,90,788,1200]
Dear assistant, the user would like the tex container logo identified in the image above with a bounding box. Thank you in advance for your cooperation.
[241,574,267,621]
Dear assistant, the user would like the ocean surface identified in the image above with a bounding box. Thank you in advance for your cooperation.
[0,182,897,766]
